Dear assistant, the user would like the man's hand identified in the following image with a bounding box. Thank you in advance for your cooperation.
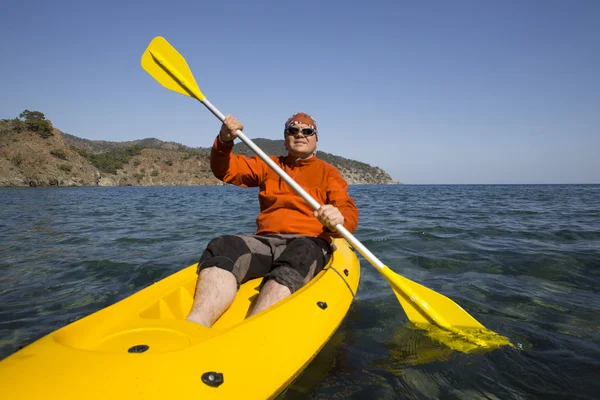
[220,115,243,143]
[313,205,344,231]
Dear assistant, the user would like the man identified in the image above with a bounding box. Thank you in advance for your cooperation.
[186,112,358,327]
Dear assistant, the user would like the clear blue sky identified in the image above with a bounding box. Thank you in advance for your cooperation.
[1,0,598,184]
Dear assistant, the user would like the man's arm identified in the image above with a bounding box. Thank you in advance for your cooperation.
[210,115,265,187]
[210,135,265,187]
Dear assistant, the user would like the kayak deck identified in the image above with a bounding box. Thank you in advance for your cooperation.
[0,238,360,399]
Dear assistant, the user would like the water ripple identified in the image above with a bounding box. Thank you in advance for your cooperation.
[1,184,599,399]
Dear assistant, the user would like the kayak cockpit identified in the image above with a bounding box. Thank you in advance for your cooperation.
[52,248,339,354]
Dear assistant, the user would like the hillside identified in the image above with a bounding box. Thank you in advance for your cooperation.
[233,139,396,185]
[0,112,399,188]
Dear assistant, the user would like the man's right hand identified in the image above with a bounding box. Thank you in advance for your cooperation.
[220,115,243,143]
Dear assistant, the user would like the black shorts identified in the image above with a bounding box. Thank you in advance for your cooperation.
[197,234,332,293]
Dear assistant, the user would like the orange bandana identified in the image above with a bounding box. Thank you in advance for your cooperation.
[284,112,318,132]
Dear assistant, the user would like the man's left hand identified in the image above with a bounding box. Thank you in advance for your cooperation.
[313,205,344,231]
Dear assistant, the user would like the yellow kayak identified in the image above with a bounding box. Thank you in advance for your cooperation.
[0,238,360,399]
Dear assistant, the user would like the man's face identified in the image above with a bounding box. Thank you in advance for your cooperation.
[284,123,318,159]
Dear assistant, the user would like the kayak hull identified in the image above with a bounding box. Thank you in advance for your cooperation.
[0,238,360,399]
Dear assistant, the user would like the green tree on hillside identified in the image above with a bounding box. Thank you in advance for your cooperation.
[19,110,45,121]
[18,110,53,138]
[74,145,143,174]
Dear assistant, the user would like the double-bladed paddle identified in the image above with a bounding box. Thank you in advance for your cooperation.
[141,36,512,352]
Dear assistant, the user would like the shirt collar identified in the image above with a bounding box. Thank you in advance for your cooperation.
[285,153,317,166]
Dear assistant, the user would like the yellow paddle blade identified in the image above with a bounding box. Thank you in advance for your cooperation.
[381,266,483,329]
[141,36,205,101]
[380,266,513,350]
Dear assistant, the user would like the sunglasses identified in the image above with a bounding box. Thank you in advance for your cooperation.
[286,127,317,137]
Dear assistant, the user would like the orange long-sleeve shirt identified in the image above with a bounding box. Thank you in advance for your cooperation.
[210,136,359,241]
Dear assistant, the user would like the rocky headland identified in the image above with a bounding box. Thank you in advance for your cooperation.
[0,112,399,188]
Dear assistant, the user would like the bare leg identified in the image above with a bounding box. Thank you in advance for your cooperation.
[186,267,237,327]
[249,279,292,317]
